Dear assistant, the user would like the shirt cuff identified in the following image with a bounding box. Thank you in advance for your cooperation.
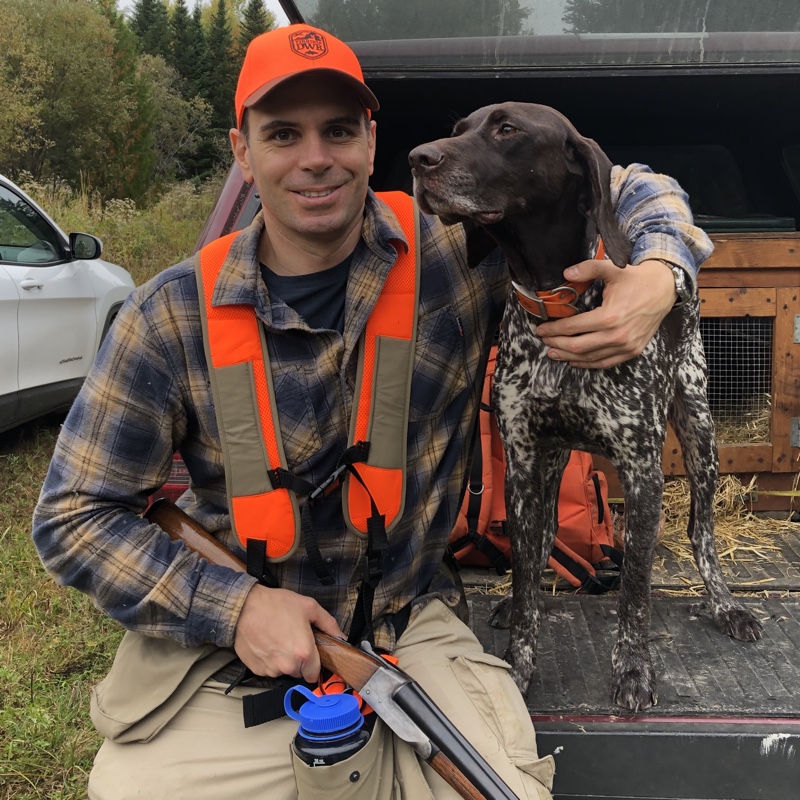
[185,564,258,648]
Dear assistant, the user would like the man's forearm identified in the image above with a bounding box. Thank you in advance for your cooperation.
[611,163,714,285]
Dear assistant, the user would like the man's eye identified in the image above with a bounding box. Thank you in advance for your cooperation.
[272,130,295,142]
[329,127,353,139]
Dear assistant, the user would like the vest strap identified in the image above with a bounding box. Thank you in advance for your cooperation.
[196,193,419,612]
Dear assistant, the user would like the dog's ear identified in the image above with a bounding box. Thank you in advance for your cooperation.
[463,220,500,269]
[566,134,633,268]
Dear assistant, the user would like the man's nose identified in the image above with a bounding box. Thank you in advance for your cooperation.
[408,144,446,174]
[299,134,335,170]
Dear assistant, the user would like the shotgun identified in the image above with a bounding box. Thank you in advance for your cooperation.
[145,498,520,800]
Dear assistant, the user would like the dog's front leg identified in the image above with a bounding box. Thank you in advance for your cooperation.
[492,447,571,696]
[612,461,664,711]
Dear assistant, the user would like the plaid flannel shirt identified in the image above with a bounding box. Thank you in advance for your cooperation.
[33,165,713,652]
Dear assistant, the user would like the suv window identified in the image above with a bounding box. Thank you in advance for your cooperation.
[298,0,800,68]
[0,185,62,265]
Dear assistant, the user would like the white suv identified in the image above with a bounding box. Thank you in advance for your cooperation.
[0,174,135,433]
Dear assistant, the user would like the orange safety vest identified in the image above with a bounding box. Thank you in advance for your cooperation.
[196,192,419,569]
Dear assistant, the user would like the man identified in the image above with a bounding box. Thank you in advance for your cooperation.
[33,24,712,800]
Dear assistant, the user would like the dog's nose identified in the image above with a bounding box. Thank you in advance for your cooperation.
[408,144,445,173]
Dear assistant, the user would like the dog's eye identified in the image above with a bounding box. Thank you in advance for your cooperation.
[498,123,518,137]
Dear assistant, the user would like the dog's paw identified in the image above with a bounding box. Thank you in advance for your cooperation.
[611,644,657,712]
[489,596,513,629]
[714,606,764,642]
[611,665,658,712]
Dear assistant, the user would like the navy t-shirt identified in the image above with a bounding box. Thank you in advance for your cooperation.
[260,256,352,334]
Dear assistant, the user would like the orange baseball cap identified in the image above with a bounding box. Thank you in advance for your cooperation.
[235,24,380,128]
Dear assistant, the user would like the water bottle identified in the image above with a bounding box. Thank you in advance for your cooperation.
[284,685,371,767]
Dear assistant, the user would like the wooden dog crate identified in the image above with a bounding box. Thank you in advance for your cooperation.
[601,233,800,511]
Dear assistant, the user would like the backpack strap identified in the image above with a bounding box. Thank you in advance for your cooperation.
[549,537,621,594]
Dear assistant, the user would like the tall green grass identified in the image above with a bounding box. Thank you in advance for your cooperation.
[0,420,122,799]
[18,173,226,286]
[1,178,224,797]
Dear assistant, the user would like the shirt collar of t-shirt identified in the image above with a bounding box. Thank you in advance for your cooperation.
[260,255,352,334]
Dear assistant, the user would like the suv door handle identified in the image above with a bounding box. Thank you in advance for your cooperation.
[20,279,43,290]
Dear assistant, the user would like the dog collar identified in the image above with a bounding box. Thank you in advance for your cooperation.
[512,279,594,321]
[512,237,604,322]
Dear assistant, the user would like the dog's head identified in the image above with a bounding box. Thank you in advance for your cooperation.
[409,102,632,271]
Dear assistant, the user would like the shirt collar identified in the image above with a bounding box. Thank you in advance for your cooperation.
[209,188,410,311]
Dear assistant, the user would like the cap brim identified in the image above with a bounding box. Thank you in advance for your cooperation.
[243,69,380,115]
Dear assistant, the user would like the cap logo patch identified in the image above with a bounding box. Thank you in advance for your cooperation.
[289,29,328,60]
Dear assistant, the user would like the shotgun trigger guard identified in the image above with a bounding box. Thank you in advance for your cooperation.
[358,650,432,759]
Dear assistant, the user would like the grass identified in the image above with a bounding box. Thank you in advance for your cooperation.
[0,418,122,799]
[18,173,226,286]
[1,178,222,797]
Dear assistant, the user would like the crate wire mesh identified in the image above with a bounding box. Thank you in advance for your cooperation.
[700,317,773,444]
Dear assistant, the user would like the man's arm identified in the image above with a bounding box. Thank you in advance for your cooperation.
[536,163,714,368]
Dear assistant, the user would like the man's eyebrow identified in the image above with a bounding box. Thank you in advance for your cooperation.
[257,115,363,134]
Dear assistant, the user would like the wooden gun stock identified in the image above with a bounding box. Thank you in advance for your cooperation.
[145,498,247,572]
[144,498,517,800]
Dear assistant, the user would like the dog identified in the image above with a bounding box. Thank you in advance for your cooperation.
[408,102,763,711]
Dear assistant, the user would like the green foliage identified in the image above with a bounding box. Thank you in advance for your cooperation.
[132,0,171,58]
[237,0,275,60]
[19,173,225,286]
[0,421,122,800]
[168,0,196,86]
[206,0,238,132]
[0,2,49,169]
[136,55,212,183]
[1,0,156,201]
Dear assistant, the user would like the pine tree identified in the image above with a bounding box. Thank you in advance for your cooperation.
[168,0,193,84]
[131,0,171,60]
[205,0,237,132]
[188,3,210,100]
[237,0,275,61]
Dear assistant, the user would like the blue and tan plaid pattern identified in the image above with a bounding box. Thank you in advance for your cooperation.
[33,165,712,652]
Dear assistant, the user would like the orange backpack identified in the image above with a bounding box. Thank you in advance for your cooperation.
[449,346,623,593]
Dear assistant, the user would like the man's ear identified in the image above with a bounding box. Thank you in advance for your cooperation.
[230,127,254,184]
[368,119,377,177]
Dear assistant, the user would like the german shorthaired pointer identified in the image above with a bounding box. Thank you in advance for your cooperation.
[408,102,762,711]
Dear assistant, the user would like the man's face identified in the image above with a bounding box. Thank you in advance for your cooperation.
[231,74,376,249]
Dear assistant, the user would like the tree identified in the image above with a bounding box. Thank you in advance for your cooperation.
[237,0,275,61]
[205,0,237,132]
[4,0,155,199]
[131,0,171,59]
[168,0,195,86]
[136,54,212,182]
[0,1,50,175]
[187,3,210,100]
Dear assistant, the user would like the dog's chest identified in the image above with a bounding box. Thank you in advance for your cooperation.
[492,303,679,453]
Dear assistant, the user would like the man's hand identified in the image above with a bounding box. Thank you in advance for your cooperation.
[234,585,344,683]
[535,258,679,368]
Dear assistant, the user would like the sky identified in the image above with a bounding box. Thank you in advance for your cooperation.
[116,0,290,27]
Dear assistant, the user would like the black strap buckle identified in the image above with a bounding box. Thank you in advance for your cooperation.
[309,463,348,504]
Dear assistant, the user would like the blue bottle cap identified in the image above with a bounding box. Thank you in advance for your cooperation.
[284,685,364,741]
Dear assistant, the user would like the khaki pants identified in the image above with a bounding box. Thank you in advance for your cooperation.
[88,600,554,799]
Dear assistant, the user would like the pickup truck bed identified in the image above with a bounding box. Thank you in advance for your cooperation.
[461,523,800,800]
